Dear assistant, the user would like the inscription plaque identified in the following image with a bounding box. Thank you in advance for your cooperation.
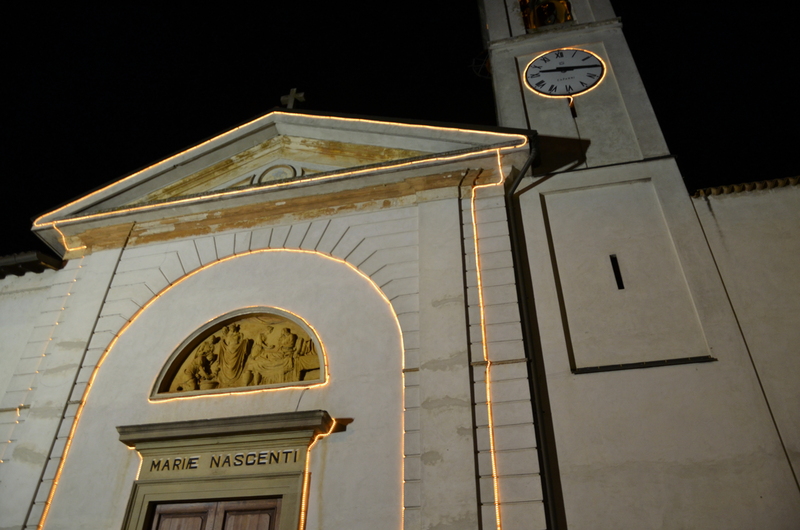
[118,411,335,530]
[140,446,304,480]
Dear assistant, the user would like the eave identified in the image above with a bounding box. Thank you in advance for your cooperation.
[32,112,530,257]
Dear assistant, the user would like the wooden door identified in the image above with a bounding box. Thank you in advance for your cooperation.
[151,499,280,530]
[213,499,279,530]
[151,502,216,530]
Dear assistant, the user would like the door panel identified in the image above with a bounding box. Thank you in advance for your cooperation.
[221,511,271,530]
[151,502,216,530]
[215,499,279,530]
[151,499,279,530]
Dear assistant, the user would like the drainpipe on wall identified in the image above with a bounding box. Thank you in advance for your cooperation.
[504,134,569,530]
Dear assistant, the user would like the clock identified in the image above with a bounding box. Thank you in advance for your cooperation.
[523,48,605,98]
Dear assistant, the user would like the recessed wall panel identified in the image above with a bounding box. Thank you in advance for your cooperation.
[542,179,707,368]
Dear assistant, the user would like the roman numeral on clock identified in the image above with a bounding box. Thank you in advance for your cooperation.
[524,49,604,98]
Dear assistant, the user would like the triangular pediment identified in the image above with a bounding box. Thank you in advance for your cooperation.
[33,111,529,257]
[126,134,430,207]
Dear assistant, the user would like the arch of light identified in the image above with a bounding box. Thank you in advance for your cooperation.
[37,249,402,529]
[33,112,529,530]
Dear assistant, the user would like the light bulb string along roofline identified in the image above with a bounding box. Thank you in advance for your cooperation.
[31,144,527,530]
[34,248,403,529]
[32,112,527,232]
[34,155,525,529]
[53,223,86,252]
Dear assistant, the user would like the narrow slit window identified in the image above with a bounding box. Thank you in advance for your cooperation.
[609,254,625,289]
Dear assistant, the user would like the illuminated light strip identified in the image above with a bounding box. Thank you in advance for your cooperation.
[149,306,331,404]
[35,142,525,228]
[469,150,507,530]
[36,248,406,529]
[33,112,527,231]
[520,48,608,100]
[298,418,337,530]
[133,453,142,481]
[148,378,329,403]
[52,224,87,252]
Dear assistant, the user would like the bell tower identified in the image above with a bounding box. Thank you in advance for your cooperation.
[480,0,669,168]
[475,2,791,529]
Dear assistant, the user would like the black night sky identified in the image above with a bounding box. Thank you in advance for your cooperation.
[3,3,798,256]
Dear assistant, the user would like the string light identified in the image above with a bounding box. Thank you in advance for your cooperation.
[520,48,608,99]
[36,248,405,529]
[52,224,86,252]
[33,112,527,235]
[469,149,508,530]
[33,113,523,527]
[149,305,330,403]
[298,419,337,530]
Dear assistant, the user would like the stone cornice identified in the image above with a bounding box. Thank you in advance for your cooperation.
[117,410,333,447]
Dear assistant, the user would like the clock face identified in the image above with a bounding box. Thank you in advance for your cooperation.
[523,48,605,98]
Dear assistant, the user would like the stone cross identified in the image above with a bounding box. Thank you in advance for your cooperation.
[280,88,305,109]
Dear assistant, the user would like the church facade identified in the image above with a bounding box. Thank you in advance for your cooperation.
[1,1,798,529]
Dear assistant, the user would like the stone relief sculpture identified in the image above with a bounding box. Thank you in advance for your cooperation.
[158,311,323,396]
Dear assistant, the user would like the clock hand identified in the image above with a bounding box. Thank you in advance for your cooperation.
[536,65,601,73]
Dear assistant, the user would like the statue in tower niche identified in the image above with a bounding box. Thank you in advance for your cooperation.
[520,0,573,30]
[160,312,322,396]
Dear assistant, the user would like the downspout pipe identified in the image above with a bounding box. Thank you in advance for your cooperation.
[506,136,538,202]
[504,134,568,529]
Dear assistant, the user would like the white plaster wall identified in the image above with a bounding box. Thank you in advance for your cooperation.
[518,161,800,528]
[570,0,616,23]
[519,38,643,166]
[487,23,668,164]
[20,205,424,529]
[0,271,56,403]
[543,179,707,367]
[0,272,53,530]
[44,250,403,530]
[24,179,546,530]
[462,185,545,530]
[0,251,120,530]
[411,197,479,529]
[0,270,56,521]
[694,185,800,481]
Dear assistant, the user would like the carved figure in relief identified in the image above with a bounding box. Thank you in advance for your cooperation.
[162,313,323,395]
[291,336,321,381]
[277,327,297,354]
[244,327,291,385]
[216,324,251,387]
[178,338,219,390]
[242,327,322,385]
